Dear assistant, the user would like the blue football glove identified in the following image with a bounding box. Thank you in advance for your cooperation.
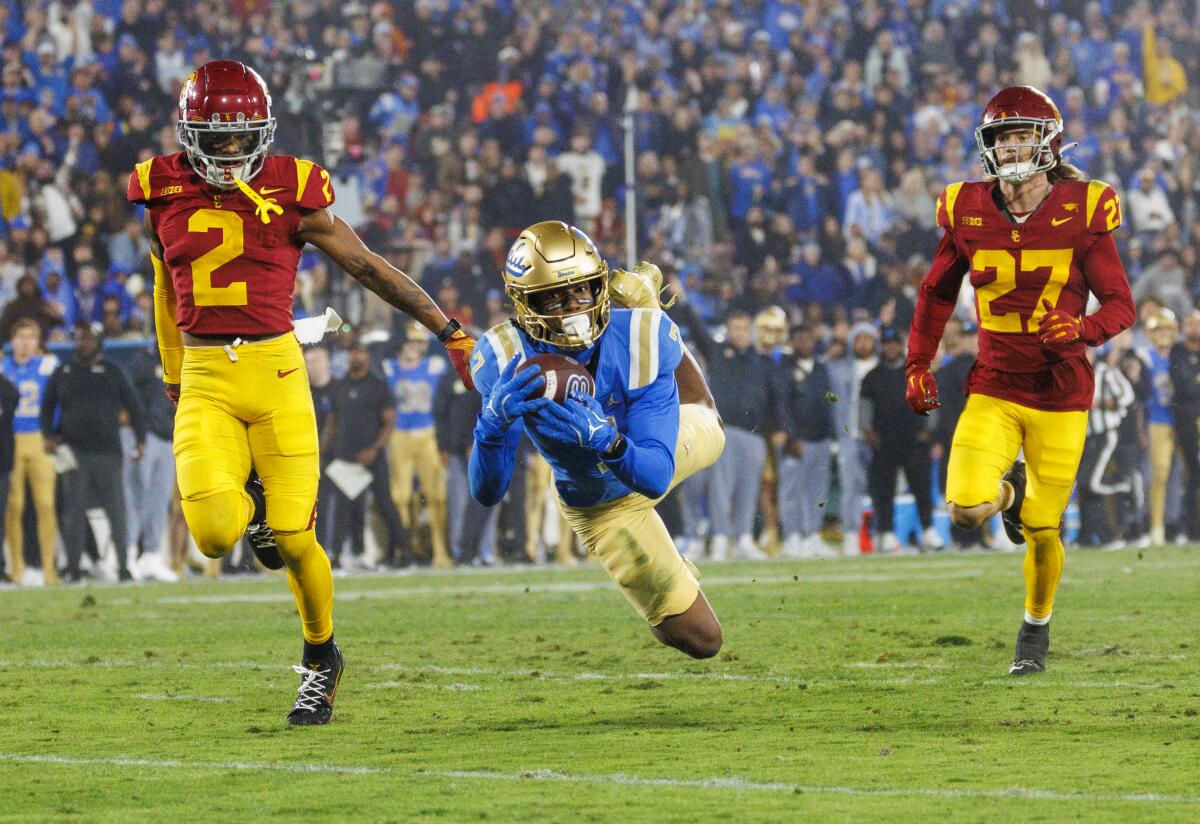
[533,389,619,454]
[478,356,547,436]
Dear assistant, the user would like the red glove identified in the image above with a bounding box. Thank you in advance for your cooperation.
[1037,299,1083,345]
[443,328,477,391]
[905,368,940,416]
[164,383,180,406]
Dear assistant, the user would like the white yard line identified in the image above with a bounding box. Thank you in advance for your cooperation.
[0,753,386,775]
[146,569,987,606]
[428,768,1200,805]
[365,681,488,691]
[0,658,1181,692]
[1,754,1190,805]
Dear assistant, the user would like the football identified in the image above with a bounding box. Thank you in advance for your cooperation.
[519,353,595,403]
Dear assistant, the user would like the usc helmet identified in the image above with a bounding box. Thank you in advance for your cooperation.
[975,86,1063,184]
[503,221,610,350]
[177,60,276,188]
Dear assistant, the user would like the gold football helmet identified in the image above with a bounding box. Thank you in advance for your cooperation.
[753,306,788,351]
[503,221,610,349]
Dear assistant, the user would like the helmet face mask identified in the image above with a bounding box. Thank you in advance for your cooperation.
[975,86,1063,184]
[504,222,611,350]
[177,61,277,189]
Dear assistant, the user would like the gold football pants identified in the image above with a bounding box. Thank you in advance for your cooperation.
[5,432,58,584]
[947,393,1087,620]
[174,334,332,643]
[387,426,449,565]
[560,404,725,625]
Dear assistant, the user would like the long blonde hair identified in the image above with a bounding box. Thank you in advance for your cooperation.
[1048,161,1085,182]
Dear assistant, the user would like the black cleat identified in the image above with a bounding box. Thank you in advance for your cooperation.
[286,643,343,726]
[245,476,284,570]
[1009,621,1049,676]
[1001,460,1027,545]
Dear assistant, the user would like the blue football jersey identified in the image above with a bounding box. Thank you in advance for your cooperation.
[382,355,446,431]
[471,308,683,507]
[1145,347,1172,426]
[2,354,59,434]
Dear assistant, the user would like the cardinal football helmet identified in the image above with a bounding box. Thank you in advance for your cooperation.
[177,60,277,188]
[503,221,610,350]
[975,86,1063,184]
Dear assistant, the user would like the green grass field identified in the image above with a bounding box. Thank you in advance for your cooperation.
[1,547,1198,822]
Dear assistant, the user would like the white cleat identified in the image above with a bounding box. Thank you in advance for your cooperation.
[97,550,120,583]
[708,535,730,562]
[779,533,805,559]
[805,534,838,558]
[734,534,768,561]
[841,533,860,556]
[19,567,45,587]
[920,526,945,552]
[879,532,901,554]
[138,551,180,583]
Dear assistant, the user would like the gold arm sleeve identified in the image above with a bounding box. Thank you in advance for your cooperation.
[152,253,184,384]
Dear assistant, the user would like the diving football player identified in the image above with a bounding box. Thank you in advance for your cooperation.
[905,86,1135,675]
[129,61,476,724]
[468,221,726,658]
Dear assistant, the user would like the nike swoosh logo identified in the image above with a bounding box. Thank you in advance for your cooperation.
[1051,216,1073,226]
[259,186,287,195]
[277,368,299,378]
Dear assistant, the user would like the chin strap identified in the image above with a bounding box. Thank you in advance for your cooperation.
[233,177,284,224]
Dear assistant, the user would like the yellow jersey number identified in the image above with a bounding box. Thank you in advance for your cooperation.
[973,248,1073,333]
[188,209,248,306]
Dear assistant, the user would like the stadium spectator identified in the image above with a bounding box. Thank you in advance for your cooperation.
[322,339,407,569]
[433,364,496,566]
[860,326,941,554]
[41,323,144,583]
[775,324,835,559]
[382,328,451,568]
[1078,347,1137,549]
[0,275,61,343]
[1141,310,1177,546]
[122,342,178,582]
[1,319,59,586]
[670,285,771,562]
[0,370,15,583]
[1169,311,1200,542]
[827,321,877,555]
[1127,168,1176,238]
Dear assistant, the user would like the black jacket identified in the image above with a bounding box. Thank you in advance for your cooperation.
[41,356,145,454]
[777,356,834,442]
[128,348,176,441]
[0,374,17,473]
[1169,343,1200,415]
[671,299,776,433]
[433,368,479,457]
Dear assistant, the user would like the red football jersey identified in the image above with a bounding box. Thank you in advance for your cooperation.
[907,178,1135,412]
[127,151,336,335]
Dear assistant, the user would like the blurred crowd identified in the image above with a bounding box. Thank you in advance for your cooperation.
[0,0,1197,584]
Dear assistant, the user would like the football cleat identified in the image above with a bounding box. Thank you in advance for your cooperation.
[1009,621,1049,676]
[1001,460,1027,545]
[608,261,670,310]
[286,643,343,726]
[245,476,284,570]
